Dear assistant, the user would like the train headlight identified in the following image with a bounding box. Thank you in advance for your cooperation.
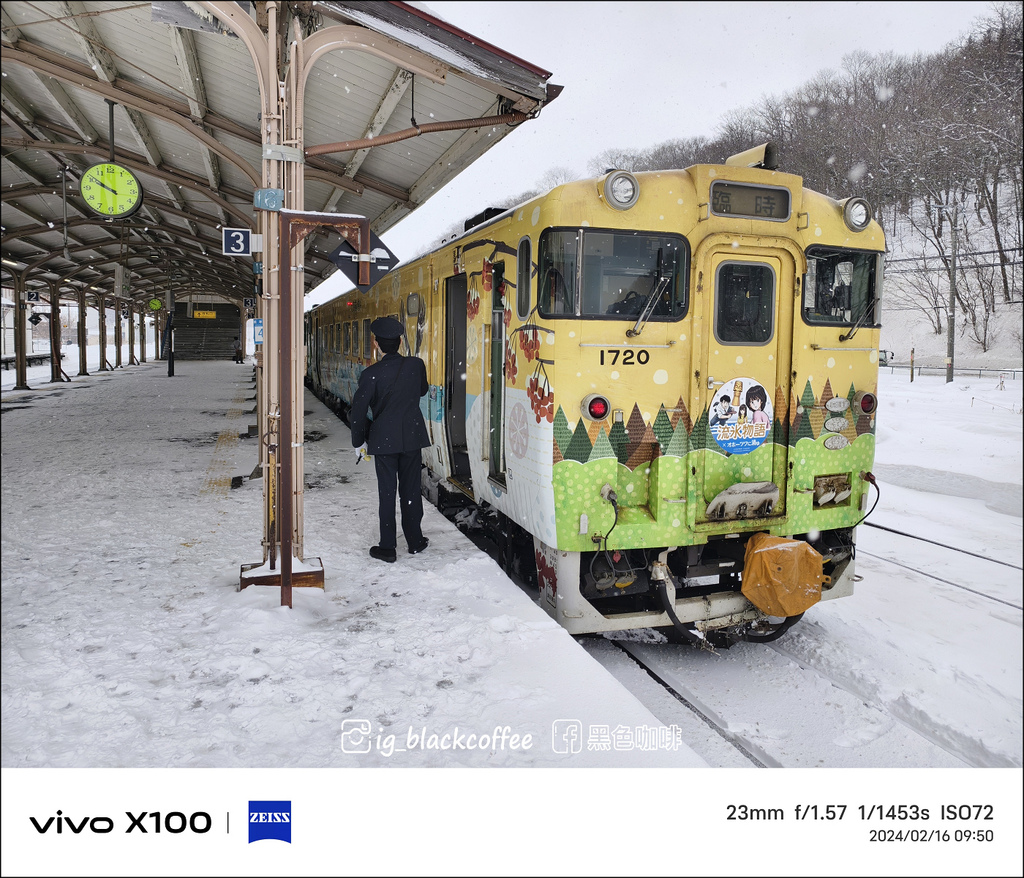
[841,197,872,232]
[581,394,611,421]
[603,171,640,210]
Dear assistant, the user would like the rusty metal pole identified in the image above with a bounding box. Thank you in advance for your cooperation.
[113,298,123,368]
[97,293,108,371]
[77,287,89,376]
[13,274,30,391]
[279,214,294,609]
[128,301,136,365]
[139,307,146,363]
[48,282,63,383]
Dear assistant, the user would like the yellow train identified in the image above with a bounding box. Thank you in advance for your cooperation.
[306,143,886,645]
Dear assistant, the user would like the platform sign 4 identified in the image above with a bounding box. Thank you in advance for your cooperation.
[249,317,263,346]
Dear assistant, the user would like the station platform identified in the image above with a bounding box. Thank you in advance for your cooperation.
[1,359,704,768]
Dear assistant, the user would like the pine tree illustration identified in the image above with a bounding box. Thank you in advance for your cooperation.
[608,419,629,464]
[588,428,617,462]
[673,396,693,435]
[820,378,835,408]
[794,379,817,443]
[563,417,594,463]
[626,420,659,470]
[691,406,710,452]
[788,388,802,447]
[553,406,571,457]
[664,417,689,456]
[624,404,648,462]
[653,405,674,453]
[773,384,789,446]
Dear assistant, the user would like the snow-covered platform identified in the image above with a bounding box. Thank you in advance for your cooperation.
[1,360,704,768]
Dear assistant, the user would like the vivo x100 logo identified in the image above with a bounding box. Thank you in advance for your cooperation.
[30,810,213,834]
[248,801,291,844]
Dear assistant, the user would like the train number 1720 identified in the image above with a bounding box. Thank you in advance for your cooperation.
[599,349,650,366]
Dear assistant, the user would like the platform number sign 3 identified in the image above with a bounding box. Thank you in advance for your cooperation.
[222,228,252,256]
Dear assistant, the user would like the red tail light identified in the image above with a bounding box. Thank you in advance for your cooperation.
[582,394,610,421]
[856,392,877,415]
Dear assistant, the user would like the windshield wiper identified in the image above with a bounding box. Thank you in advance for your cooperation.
[626,249,670,338]
[839,299,875,342]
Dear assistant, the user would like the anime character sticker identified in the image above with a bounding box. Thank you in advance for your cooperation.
[710,378,773,454]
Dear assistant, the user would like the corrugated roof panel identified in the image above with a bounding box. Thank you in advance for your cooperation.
[1,0,559,305]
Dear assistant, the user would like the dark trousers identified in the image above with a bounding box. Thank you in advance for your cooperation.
[373,450,424,549]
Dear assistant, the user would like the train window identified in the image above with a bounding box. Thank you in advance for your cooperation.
[352,321,360,359]
[335,322,341,353]
[343,322,350,355]
[580,231,688,320]
[715,262,775,344]
[516,238,531,319]
[803,248,879,327]
[538,230,579,317]
[362,318,372,356]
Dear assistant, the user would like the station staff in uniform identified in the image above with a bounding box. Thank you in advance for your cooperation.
[350,316,430,563]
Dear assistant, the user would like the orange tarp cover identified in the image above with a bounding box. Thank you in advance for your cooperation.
[741,533,826,617]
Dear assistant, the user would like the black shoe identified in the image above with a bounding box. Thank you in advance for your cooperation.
[369,545,396,563]
[408,538,429,555]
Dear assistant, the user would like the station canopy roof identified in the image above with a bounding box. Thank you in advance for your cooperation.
[1,1,559,308]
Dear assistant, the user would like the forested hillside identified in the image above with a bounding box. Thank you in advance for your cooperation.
[487,3,1022,368]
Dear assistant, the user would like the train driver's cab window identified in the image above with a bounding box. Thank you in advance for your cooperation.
[803,248,879,327]
[582,231,687,319]
[538,229,688,320]
[715,262,775,344]
[537,230,579,317]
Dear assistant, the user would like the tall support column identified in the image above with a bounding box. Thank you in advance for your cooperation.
[114,298,124,368]
[13,274,30,391]
[204,0,445,603]
[97,294,108,371]
[128,302,136,365]
[48,282,63,383]
[77,288,89,376]
[139,308,147,363]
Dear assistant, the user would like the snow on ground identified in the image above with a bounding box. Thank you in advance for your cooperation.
[2,350,1021,877]
[1,356,701,769]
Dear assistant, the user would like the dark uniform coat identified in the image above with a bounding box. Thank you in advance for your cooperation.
[350,352,430,454]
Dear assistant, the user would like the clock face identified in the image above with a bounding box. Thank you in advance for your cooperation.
[80,162,144,219]
[148,298,163,311]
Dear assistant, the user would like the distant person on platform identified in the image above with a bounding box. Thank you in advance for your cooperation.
[233,336,244,364]
[350,316,430,563]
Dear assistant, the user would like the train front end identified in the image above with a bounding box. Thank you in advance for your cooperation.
[530,152,885,643]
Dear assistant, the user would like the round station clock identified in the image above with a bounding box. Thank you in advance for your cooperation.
[148,298,163,311]
[80,162,144,219]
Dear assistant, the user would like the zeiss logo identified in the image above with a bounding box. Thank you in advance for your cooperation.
[248,801,291,844]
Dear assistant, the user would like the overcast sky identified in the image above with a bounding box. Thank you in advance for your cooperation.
[307,0,997,306]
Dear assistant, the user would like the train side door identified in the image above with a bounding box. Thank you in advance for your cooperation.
[696,247,794,521]
[488,262,506,483]
[445,273,473,491]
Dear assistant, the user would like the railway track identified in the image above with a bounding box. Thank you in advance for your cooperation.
[579,635,971,768]
[577,521,1022,768]
[860,521,1023,610]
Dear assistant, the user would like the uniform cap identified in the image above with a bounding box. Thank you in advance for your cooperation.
[370,316,403,339]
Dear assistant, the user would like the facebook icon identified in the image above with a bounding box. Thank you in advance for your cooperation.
[551,720,583,754]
